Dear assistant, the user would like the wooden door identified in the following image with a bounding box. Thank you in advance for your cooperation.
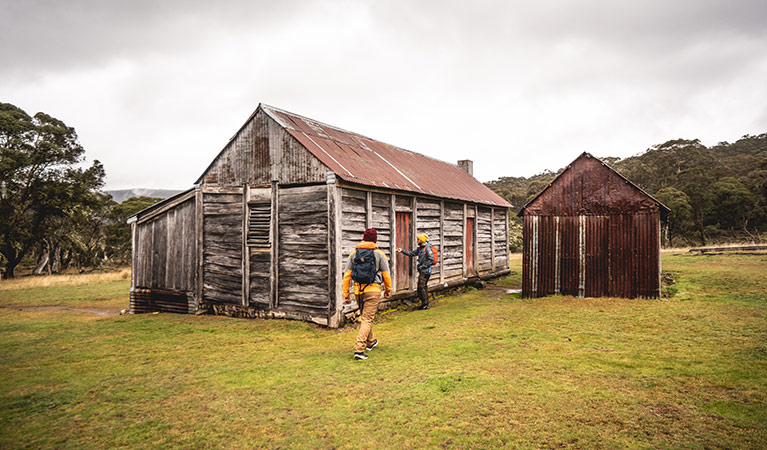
[395,212,412,290]
[466,217,475,275]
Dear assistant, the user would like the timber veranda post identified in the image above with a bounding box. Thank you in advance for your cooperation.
[390,193,397,291]
[327,173,344,328]
[242,183,250,307]
[270,180,279,309]
[411,196,418,292]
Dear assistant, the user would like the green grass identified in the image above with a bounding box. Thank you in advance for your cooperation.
[1,253,765,449]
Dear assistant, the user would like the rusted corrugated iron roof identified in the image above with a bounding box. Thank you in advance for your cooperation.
[517,152,669,217]
[260,104,511,207]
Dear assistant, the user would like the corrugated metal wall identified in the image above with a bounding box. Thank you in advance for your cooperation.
[521,154,663,299]
[522,212,660,298]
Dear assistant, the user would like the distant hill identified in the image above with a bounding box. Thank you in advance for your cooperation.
[105,189,184,203]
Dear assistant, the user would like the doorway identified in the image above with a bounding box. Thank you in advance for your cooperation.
[395,212,412,290]
[465,217,475,274]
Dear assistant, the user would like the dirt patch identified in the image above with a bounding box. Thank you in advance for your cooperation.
[0,305,121,316]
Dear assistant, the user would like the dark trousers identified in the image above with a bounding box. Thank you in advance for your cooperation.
[417,271,431,306]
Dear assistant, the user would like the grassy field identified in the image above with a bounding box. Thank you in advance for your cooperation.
[1,253,765,449]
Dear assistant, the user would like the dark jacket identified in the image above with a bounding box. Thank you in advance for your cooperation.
[401,241,435,274]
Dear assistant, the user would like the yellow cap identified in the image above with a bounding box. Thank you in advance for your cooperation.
[417,233,428,243]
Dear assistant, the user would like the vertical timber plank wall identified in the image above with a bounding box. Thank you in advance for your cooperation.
[442,202,464,280]
[371,192,393,258]
[477,207,492,273]
[340,189,367,263]
[134,197,197,292]
[277,185,329,318]
[416,198,441,285]
[202,189,243,305]
[493,208,509,271]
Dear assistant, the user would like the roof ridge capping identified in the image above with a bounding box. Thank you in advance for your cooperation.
[517,152,670,217]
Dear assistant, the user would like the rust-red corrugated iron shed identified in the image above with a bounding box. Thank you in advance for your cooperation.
[519,152,669,299]
[257,105,511,208]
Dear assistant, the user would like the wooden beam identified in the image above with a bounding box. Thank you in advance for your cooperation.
[462,203,467,278]
[199,185,244,195]
[130,221,137,290]
[490,207,496,273]
[327,180,344,327]
[439,200,445,284]
[474,204,479,276]
[411,196,417,291]
[505,208,510,266]
[165,208,173,288]
[270,180,280,309]
[195,188,203,309]
[390,193,397,291]
[242,184,250,307]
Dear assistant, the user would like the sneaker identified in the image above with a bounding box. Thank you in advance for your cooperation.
[354,352,368,360]
[366,339,378,351]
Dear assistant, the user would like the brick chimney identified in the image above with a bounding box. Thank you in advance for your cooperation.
[457,160,473,176]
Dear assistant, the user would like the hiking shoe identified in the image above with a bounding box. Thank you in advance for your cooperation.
[420,304,430,310]
[366,339,378,351]
[354,352,368,360]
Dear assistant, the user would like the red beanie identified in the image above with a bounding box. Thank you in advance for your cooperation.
[363,228,377,243]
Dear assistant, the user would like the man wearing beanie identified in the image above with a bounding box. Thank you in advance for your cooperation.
[342,228,392,360]
[397,233,435,310]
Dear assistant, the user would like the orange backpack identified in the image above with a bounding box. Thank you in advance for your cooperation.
[429,245,438,265]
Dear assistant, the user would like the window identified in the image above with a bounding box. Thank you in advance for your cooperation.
[247,202,271,247]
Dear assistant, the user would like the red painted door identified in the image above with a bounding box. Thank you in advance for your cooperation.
[395,212,412,290]
[466,217,475,274]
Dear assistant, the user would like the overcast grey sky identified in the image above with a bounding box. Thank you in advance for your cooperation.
[1,0,765,190]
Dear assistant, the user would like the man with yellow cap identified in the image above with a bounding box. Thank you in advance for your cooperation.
[397,233,435,310]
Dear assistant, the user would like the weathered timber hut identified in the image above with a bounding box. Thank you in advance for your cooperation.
[518,152,669,299]
[128,104,512,327]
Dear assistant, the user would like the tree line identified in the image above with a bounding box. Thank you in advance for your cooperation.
[0,102,160,278]
[487,134,767,250]
[2,101,765,276]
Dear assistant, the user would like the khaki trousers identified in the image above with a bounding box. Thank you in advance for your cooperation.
[354,291,381,353]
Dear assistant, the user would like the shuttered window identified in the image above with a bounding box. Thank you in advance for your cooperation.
[247,202,271,247]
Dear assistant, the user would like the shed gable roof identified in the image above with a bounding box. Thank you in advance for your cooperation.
[258,104,511,207]
[518,152,669,217]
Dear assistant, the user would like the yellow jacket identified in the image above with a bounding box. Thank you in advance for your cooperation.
[342,241,393,296]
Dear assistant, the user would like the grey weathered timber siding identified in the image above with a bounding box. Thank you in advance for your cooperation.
[415,198,441,281]
[339,187,504,291]
[133,197,196,292]
[202,114,262,185]
[477,207,492,272]
[340,188,367,261]
[442,202,465,280]
[493,208,509,270]
[371,193,392,256]
[202,190,243,305]
[269,117,328,185]
[277,185,329,316]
